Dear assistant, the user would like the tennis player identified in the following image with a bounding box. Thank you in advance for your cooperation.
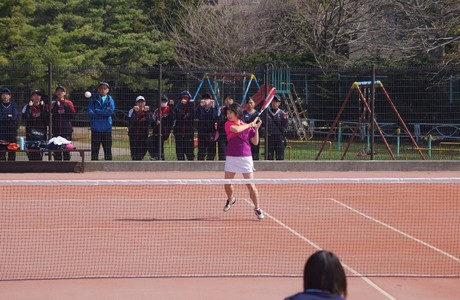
[222,103,264,220]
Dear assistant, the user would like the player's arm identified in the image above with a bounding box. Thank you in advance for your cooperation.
[230,120,260,133]
[250,120,261,145]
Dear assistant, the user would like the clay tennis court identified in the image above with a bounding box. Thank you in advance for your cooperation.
[1,171,459,300]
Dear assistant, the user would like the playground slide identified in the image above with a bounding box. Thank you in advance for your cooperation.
[242,84,273,110]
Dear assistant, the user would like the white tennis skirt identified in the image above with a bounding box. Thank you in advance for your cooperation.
[225,156,255,173]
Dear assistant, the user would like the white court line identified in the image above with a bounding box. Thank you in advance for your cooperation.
[241,198,397,300]
[329,197,460,264]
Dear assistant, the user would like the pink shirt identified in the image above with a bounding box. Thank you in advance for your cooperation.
[225,120,255,157]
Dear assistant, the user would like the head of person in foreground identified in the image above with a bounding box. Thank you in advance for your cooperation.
[303,250,347,298]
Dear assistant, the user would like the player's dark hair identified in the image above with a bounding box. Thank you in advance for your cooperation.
[303,250,347,297]
[223,103,243,120]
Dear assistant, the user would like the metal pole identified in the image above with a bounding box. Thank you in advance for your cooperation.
[47,63,53,161]
[370,65,375,160]
[158,64,163,160]
[265,64,270,160]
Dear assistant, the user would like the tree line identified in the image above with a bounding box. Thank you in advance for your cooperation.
[1,0,459,71]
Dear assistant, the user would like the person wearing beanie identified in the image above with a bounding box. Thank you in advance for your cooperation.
[88,81,115,160]
[22,89,49,160]
[128,96,152,160]
[173,90,195,160]
[51,85,76,161]
[0,88,19,161]
[149,95,175,160]
[196,93,219,160]
[259,95,289,160]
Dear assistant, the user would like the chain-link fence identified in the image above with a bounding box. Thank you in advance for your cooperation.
[1,64,459,161]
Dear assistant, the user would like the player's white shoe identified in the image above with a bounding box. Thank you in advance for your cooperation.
[255,208,265,220]
[223,197,236,212]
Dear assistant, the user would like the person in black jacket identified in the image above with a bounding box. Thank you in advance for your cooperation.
[0,88,19,161]
[150,95,175,161]
[173,90,195,161]
[50,86,75,161]
[128,96,152,160]
[260,95,289,160]
[22,89,49,160]
[196,93,219,160]
[242,97,260,160]
[217,95,234,160]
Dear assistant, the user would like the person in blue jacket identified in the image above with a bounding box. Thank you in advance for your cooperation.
[0,88,19,161]
[88,82,115,160]
[285,250,347,300]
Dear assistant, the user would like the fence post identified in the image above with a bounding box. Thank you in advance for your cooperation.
[337,122,342,152]
[158,64,163,160]
[427,134,433,158]
[370,64,375,160]
[264,64,270,160]
[47,63,53,161]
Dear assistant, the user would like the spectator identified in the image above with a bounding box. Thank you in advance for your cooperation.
[285,250,347,300]
[0,88,19,161]
[50,86,75,161]
[222,103,264,220]
[173,90,195,161]
[88,82,115,160]
[150,95,175,161]
[127,95,151,160]
[217,95,234,161]
[22,89,49,160]
[196,93,219,160]
[260,95,288,160]
[242,97,260,160]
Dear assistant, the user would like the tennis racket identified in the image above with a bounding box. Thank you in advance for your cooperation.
[252,87,277,124]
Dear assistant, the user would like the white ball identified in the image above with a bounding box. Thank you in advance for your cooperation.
[84,91,92,98]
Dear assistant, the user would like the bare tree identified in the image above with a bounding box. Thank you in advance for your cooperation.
[169,0,459,69]
[169,0,278,69]
[371,0,460,65]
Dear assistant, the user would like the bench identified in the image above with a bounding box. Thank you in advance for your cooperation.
[0,149,91,173]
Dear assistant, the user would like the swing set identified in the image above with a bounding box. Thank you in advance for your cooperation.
[315,80,425,160]
[192,73,269,107]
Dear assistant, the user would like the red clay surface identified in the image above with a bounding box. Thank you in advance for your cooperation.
[1,171,459,300]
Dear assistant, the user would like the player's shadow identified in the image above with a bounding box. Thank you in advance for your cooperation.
[114,217,258,222]
[115,217,214,222]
